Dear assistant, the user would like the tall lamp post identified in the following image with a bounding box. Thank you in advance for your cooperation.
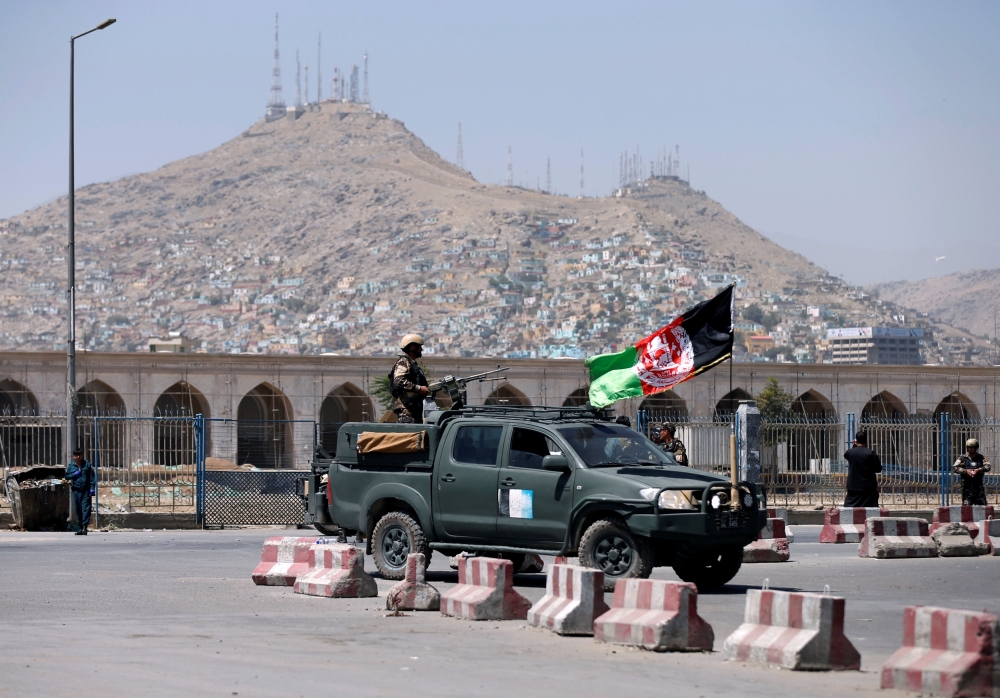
[67,18,115,462]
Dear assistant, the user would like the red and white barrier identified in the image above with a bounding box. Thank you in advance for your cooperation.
[744,518,791,563]
[858,518,937,559]
[975,519,1000,556]
[766,508,794,543]
[722,588,861,670]
[440,557,532,621]
[881,606,1000,696]
[931,506,995,538]
[293,542,378,598]
[252,536,315,586]
[527,564,609,636]
[386,553,440,611]
[593,579,714,652]
[820,507,888,543]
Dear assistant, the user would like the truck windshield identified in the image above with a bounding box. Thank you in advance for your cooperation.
[556,424,672,467]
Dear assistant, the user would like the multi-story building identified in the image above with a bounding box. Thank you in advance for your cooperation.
[826,327,923,365]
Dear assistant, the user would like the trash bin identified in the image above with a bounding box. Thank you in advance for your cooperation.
[5,465,70,531]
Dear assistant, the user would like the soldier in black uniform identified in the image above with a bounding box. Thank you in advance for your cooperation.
[655,423,688,466]
[952,438,992,506]
[390,333,430,424]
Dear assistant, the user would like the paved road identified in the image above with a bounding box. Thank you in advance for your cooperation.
[0,526,996,697]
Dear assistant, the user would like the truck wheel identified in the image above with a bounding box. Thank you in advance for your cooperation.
[579,518,654,592]
[372,511,428,580]
[672,545,743,592]
[313,522,340,536]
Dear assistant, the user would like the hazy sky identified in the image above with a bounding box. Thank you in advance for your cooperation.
[2,1,998,284]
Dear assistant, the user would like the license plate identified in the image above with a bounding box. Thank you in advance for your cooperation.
[718,512,743,529]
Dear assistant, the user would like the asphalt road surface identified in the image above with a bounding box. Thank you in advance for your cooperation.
[0,525,996,697]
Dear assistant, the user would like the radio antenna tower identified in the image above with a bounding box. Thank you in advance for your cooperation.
[349,64,359,103]
[304,65,309,105]
[580,148,585,197]
[295,48,302,108]
[506,146,513,187]
[316,33,322,102]
[456,123,464,169]
[363,51,369,104]
[265,14,286,121]
[546,157,551,194]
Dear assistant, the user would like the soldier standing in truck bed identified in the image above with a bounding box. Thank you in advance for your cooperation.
[390,333,430,424]
[952,438,992,506]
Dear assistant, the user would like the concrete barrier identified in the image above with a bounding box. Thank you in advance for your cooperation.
[440,557,532,621]
[930,506,995,538]
[881,606,1000,696]
[820,507,888,543]
[251,536,316,586]
[932,523,984,557]
[293,542,378,598]
[858,518,938,559]
[975,518,1000,556]
[744,518,791,563]
[386,553,440,611]
[766,507,794,543]
[527,564,609,636]
[593,578,714,652]
[722,588,861,670]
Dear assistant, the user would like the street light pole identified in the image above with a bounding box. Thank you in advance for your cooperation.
[67,18,115,463]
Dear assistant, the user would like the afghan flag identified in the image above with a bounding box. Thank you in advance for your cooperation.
[586,285,735,408]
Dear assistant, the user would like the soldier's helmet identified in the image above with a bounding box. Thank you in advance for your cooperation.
[400,333,425,350]
[663,423,677,436]
[967,438,979,448]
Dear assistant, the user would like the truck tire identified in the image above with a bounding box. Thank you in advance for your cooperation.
[313,522,340,536]
[372,511,429,580]
[578,518,654,592]
[672,545,743,592]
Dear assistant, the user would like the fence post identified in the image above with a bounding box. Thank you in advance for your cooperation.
[195,413,205,527]
[736,402,761,491]
[92,416,100,530]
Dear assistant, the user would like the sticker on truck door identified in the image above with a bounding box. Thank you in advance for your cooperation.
[498,489,533,519]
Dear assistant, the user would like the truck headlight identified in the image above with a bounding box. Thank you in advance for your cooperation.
[640,488,695,510]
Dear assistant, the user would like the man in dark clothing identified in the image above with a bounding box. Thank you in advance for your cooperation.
[65,448,96,535]
[655,423,688,466]
[952,438,992,506]
[390,333,430,424]
[843,430,882,507]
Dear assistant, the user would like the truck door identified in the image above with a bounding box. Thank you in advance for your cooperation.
[496,427,574,545]
[435,423,503,539]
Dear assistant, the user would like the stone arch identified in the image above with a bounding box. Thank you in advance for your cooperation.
[76,380,126,416]
[152,382,209,467]
[792,389,837,419]
[563,387,589,407]
[0,378,39,415]
[862,391,908,421]
[714,388,753,421]
[484,384,531,407]
[319,383,375,453]
[934,392,981,421]
[638,391,689,421]
[237,382,293,469]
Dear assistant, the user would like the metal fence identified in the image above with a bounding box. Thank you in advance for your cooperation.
[638,409,1000,508]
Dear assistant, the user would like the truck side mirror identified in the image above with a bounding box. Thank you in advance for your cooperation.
[542,454,570,472]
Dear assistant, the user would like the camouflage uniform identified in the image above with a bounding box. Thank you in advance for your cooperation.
[391,354,428,424]
[662,438,688,466]
[952,453,991,506]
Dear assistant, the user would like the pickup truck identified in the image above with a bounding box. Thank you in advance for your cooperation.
[303,405,765,591]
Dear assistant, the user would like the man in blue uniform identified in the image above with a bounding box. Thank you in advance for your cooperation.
[66,448,96,535]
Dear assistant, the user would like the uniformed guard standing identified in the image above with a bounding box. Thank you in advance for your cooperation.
[952,438,992,506]
[390,334,430,424]
[656,423,688,466]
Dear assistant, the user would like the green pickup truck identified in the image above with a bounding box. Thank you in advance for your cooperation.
[303,405,765,591]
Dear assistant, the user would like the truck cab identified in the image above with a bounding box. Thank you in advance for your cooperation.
[304,405,765,591]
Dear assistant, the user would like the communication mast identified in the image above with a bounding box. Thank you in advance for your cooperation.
[295,48,302,108]
[580,148,584,197]
[506,146,513,187]
[456,123,464,169]
[546,157,551,194]
[363,52,369,104]
[316,33,322,102]
[265,14,286,121]
[349,65,359,103]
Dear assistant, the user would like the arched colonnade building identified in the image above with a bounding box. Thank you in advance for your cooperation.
[1,351,997,468]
